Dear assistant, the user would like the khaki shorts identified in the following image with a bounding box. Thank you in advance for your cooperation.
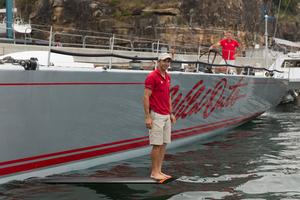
[149,111,171,145]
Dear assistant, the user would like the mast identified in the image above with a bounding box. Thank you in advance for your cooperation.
[6,0,13,39]
[264,14,269,68]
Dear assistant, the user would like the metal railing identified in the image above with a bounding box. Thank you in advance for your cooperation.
[110,36,133,51]
[53,32,84,47]
[83,35,111,49]
[0,22,208,55]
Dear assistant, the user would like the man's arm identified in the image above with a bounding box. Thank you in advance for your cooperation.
[235,41,243,56]
[209,41,221,50]
[143,88,153,129]
[169,97,176,124]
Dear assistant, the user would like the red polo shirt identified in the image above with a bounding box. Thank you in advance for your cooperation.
[145,69,171,115]
[220,39,240,60]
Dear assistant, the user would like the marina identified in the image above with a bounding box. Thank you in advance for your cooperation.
[0,0,299,199]
[0,8,296,186]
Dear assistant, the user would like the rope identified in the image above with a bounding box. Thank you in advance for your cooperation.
[50,48,283,73]
[0,56,38,70]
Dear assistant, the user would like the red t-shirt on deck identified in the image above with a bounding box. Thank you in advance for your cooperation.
[220,39,240,60]
[145,69,171,115]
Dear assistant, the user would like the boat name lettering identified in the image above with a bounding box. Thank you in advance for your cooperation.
[170,78,247,119]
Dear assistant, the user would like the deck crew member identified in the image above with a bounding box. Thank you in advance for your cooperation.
[210,30,240,74]
[143,53,176,180]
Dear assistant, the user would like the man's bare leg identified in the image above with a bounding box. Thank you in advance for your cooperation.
[158,144,165,174]
[159,144,171,178]
[150,145,165,180]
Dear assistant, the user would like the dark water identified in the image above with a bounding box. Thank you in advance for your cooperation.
[1,100,300,200]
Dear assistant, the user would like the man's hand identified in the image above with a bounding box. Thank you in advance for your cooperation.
[170,114,176,124]
[145,115,153,129]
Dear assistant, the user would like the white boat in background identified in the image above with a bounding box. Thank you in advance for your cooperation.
[0,48,288,184]
[269,51,300,103]
[0,20,5,34]
[0,8,25,34]
[0,18,31,34]
[270,51,300,88]
[13,17,31,34]
[0,8,7,34]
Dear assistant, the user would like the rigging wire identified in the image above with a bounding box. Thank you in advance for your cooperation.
[282,0,291,17]
[272,0,292,53]
[273,0,281,38]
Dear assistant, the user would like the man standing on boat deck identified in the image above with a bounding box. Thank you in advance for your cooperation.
[210,30,240,74]
[143,53,176,180]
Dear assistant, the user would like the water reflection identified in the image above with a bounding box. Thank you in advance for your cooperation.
[1,101,300,199]
[235,102,300,198]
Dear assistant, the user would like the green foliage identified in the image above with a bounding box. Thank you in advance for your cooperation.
[112,10,121,18]
[121,10,131,16]
[273,0,299,15]
[110,0,146,18]
[0,0,5,8]
[111,0,120,6]
[130,0,145,8]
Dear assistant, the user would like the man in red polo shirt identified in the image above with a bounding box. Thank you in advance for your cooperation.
[210,31,240,74]
[143,53,176,180]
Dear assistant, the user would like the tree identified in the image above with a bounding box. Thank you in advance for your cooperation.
[272,0,299,15]
[0,0,5,8]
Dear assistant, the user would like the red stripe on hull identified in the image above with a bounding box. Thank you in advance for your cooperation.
[0,141,148,176]
[0,136,148,166]
[0,113,259,167]
[0,112,262,176]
